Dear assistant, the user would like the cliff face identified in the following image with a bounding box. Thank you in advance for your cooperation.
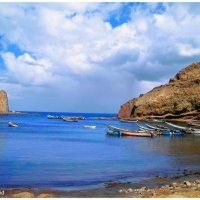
[118,62,200,119]
[0,90,9,114]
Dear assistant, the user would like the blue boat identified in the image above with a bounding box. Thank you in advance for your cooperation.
[105,129,121,136]
[161,130,184,136]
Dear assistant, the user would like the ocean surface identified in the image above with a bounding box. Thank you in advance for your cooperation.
[0,112,200,191]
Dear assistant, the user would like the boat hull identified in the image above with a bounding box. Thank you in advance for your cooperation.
[121,131,152,137]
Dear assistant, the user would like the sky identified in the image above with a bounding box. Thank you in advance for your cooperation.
[0,2,200,113]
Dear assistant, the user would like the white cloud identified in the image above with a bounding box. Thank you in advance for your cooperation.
[0,2,200,112]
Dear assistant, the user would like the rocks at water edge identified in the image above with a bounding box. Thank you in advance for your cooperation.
[118,62,200,120]
[0,90,9,114]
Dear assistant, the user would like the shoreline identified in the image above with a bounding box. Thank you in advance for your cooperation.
[1,172,200,198]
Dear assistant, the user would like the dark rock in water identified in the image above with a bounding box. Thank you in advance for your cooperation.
[118,62,200,120]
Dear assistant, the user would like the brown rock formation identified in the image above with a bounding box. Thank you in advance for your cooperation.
[118,62,200,119]
[0,90,9,114]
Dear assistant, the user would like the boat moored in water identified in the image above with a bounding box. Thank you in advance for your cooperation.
[120,119,138,123]
[121,130,154,137]
[83,125,96,129]
[105,124,129,132]
[63,117,78,122]
[8,121,19,127]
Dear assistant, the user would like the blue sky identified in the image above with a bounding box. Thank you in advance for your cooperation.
[0,2,200,113]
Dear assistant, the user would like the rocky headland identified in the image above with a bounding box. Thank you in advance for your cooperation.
[118,62,200,120]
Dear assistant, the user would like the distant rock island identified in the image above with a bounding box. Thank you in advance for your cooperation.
[0,90,9,114]
[0,90,29,115]
[118,62,200,120]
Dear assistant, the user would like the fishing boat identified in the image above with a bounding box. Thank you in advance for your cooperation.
[63,117,78,122]
[83,125,96,129]
[120,119,138,123]
[137,123,154,131]
[165,122,188,130]
[156,124,169,129]
[146,124,168,131]
[105,124,129,132]
[121,130,154,137]
[165,122,197,134]
[161,130,184,136]
[144,118,165,123]
[138,128,162,135]
[187,121,200,127]
[105,129,121,136]
[47,115,56,119]
[8,121,19,127]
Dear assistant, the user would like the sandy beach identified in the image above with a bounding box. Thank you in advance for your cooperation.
[1,171,200,198]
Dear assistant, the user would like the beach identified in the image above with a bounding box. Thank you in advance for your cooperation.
[1,171,200,198]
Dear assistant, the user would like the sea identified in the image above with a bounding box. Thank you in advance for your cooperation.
[0,111,200,191]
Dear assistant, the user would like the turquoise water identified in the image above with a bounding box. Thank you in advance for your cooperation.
[0,112,200,190]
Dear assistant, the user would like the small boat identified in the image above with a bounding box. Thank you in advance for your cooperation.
[105,124,129,132]
[165,122,187,130]
[8,121,19,127]
[156,124,169,129]
[120,119,138,123]
[83,125,96,129]
[137,123,154,131]
[144,118,165,123]
[187,121,200,127]
[47,115,56,119]
[63,117,78,122]
[146,124,168,131]
[105,129,121,136]
[165,122,198,134]
[161,130,184,136]
[121,130,154,137]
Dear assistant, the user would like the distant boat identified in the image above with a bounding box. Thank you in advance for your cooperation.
[47,115,56,119]
[187,121,200,127]
[144,118,165,123]
[83,125,96,129]
[120,119,138,123]
[8,121,19,127]
[63,117,78,122]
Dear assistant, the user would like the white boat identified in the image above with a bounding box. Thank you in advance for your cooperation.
[63,117,78,122]
[165,122,188,130]
[105,124,129,132]
[121,130,153,137]
[8,121,19,127]
[137,123,153,130]
[47,115,56,119]
[120,119,138,123]
[165,122,200,134]
[145,124,168,131]
[187,121,200,127]
[83,125,96,129]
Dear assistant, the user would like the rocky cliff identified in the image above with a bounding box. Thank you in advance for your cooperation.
[118,62,200,119]
[0,90,9,114]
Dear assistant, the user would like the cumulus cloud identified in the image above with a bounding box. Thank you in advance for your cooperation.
[0,2,200,112]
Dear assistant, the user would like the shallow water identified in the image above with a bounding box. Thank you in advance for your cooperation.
[0,112,200,190]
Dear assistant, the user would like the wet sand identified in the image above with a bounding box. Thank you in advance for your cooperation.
[1,171,200,198]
